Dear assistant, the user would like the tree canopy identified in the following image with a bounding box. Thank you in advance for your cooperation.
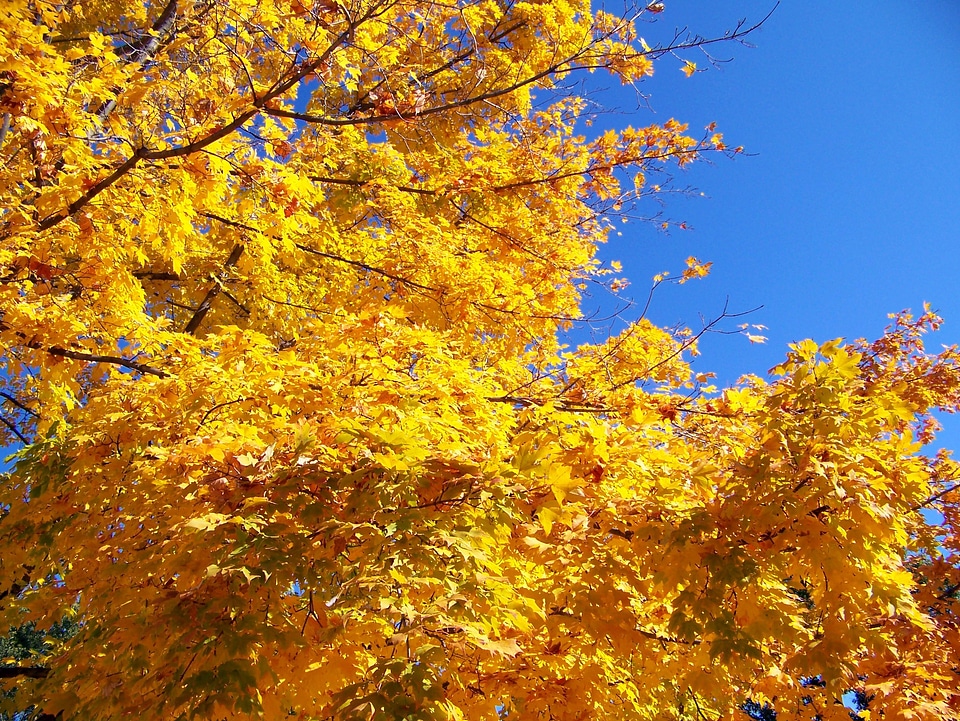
[2,1,960,719]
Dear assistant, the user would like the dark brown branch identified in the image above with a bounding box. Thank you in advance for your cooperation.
[637,627,696,645]
[455,204,553,264]
[0,415,28,443]
[609,301,762,391]
[36,12,362,232]
[0,391,39,417]
[309,175,436,196]
[218,286,251,317]
[491,147,707,194]
[200,212,437,294]
[263,57,572,127]
[182,244,245,335]
[0,571,32,602]
[313,146,705,207]
[197,397,244,429]
[471,300,587,323]
[38,151,144,230]
[0,666,51,679]
[263,9,772,130]
[913,482,960,512]
[940,581,960,601]
[486,395,535,408]
[133,270,184,281]
[0,314,158,378]
[294,243,435,293]
[485,395,612,414]
[47,346,167,378]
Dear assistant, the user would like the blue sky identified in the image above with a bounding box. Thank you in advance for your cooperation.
[580,1,960,446]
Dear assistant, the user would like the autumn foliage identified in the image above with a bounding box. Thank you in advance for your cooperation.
[2,1,960,720]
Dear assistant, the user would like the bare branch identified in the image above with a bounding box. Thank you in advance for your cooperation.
[913,481,960,512]
[182,244,245,335]
[0,391,39,417]
[200,211,437,294]
[609,301,763,391]
[0,667,50,679]
[0,415,28,444]
[133,270,183,281]
[47,346,167,378]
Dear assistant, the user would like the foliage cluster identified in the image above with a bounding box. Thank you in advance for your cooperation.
[2,1,960,720]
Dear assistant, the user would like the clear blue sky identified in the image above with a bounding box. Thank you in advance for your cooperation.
[580,1,960,446]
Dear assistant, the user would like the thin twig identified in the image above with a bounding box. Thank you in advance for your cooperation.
[197,398,244,429]
[0,391,39,417]
[201,211,436,294]
[0,415,28,443]
[913,482,960,512]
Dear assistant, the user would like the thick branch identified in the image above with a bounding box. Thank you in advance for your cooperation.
[182,244,245,335]
[93,0,180,125]
[37,152,144,230]
[47,346,167,378]
[133,271,184,281]
[0,113,11,149]
[0,667,50,679]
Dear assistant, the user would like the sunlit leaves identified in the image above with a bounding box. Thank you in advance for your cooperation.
[1,1,959,720]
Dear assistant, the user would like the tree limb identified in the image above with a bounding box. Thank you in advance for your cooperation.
[0,391,39,417]
[133,270,184,281]
[47,346,167,378]
[0,414,28,444]
[200,211,437,294]
[37,11,363,232]
[0,666,50,679]
[182,244,245,335]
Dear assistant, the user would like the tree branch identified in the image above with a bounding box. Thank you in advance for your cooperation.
[0,666,50,679]
[47,346,167,378]
[200,211,437,294]
[913,482,960,512]
[0,415,28,444]
[133,270,184,281]
[92,0,180,125]
[309,175,436,196]
[36,10,363,232]
[0,112,11,149]
[262,8,774,130]
[182,244,245,335]
[0,391,39,417]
